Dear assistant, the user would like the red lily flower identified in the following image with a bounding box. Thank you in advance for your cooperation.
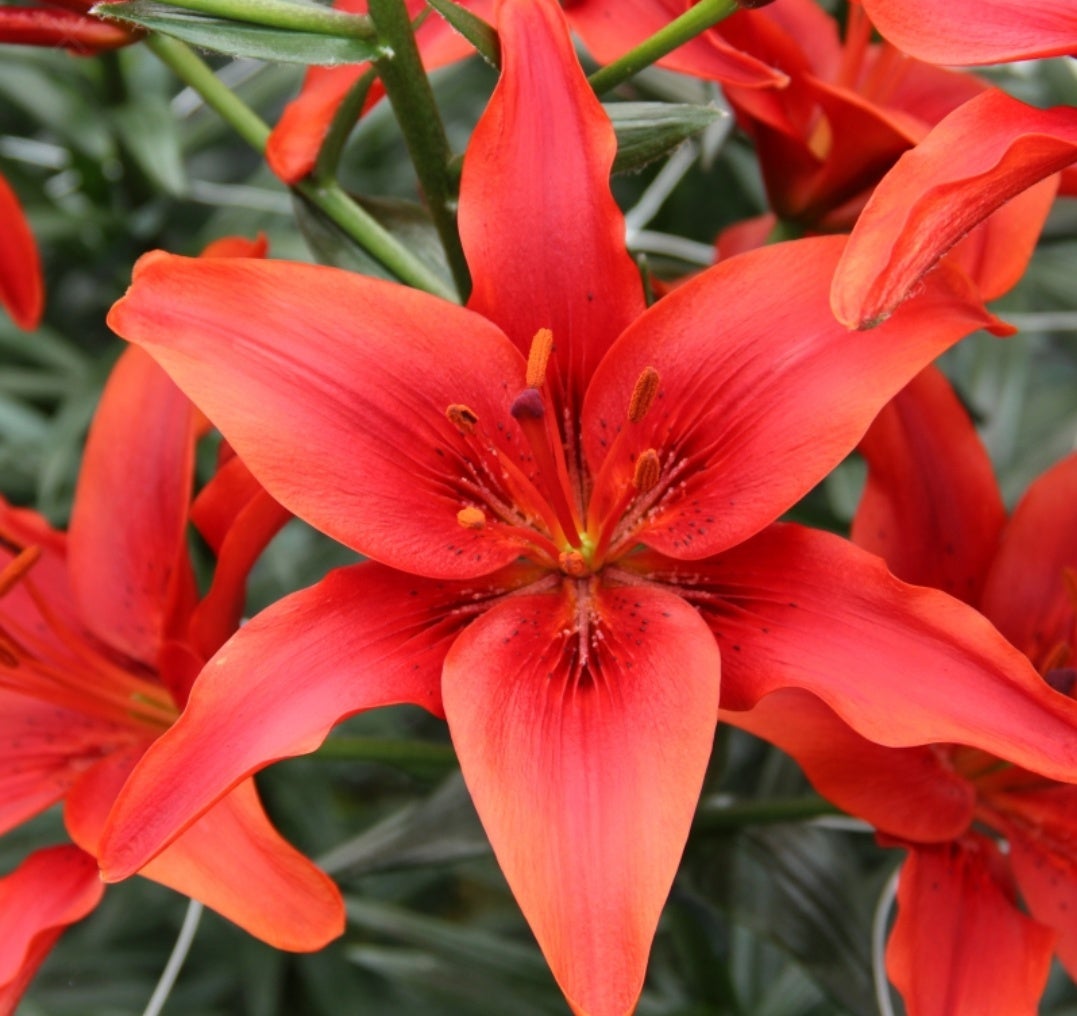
[831,89,1077,329]
[855,0,1077,66]
[0,169,43,330]
[100,3,1077,1013]
[0,268,341,1006]
[712,0,1058,312]
[266,0,785,184]
[729,365,1077,1014]
[0,1,139,54]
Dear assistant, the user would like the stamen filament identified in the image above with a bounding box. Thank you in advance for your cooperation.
[511,388,582,545]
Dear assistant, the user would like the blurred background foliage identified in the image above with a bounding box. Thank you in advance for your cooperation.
[1,10,1075,1015]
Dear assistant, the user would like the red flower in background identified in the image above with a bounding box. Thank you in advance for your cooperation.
[712,0,1059,311]
[731,366,1077,1015]
[0,170,43,331]
[855,0,1076,66]
[831,90,1077,328]
[0,241,342,1013]
[0,1,138,54]
[266,0,786,184]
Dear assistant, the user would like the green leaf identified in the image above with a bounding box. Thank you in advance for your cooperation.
[96,2,385,64]
[608,101,727,174]
[111,94,188,196]
[318,773,486,878]
[294,192,454,291]
[424,0,499,68]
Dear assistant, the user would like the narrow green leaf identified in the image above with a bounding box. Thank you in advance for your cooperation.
[424,0,499,67]
[97,3,385,64]
[609,101,727,174]
[112,95,188,196]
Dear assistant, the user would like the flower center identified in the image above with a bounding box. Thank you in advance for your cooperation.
[0,527,177,734]
[445,328,664,579]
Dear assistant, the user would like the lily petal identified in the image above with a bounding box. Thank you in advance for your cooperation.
[852,365,1006,604]
[0,689,129,834]
[98,562,532,878]
[584,236,1003,562]
[443,582,720,1016]
[67,749,343,951]
[459,0,645,414]
[108,254,530,580]
[0,845,103,1016]
[831,90,1077,329]
[886,837,1054,1016]
[860,0,1077,65]
[0,171,43,331]
[980,452,1077,669]
[724,690,975,842]
[994,785,1077,978]
[68,346,199,668]
[635,525,1077,781]
[569,0,788,90]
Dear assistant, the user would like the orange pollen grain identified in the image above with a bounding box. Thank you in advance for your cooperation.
[559,550,589,577]
[633,449,661,493]
[456,506,486,530]
[446,403,479,434]
[628,366,660,423]
[526,327,554,389]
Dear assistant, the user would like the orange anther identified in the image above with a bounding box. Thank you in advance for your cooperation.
[446,404,479,434]
[628,366,660,423]
[632,448,661,493]
[456,506,487,530]
[526,328,554,389]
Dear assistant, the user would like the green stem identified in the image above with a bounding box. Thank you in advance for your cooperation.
[314,735,458,770]
[368,0,471,299]
[692,794,842,833]
[588,0,740,95]
[145,34,456,299]
[150,0,374,38]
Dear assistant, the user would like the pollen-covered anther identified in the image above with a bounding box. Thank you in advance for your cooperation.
[446,403,479,434]
[632,448,661,493]
[559,550,590,577]
[628,366,660,423]
[526,327,554,389]
[456,506,487,530]
[0,545,41,598]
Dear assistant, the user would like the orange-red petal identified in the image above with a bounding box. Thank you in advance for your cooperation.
[67,748,343,951]
[980,452,1077,669]
[68,346,199,668]
[831,90,1077,329]
[725,690,975,842]
[886,836,1054,1016]
[860,0,1077,65]
[852,365,1006,604]
[638,525,1077,781]
[460,0,645,415]
[0,845,104,1016]
[442,581,720,1016]
[108,254,529,580]
[0,170,43,331]
[98,562,532,878]
[584,236,1002,562]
